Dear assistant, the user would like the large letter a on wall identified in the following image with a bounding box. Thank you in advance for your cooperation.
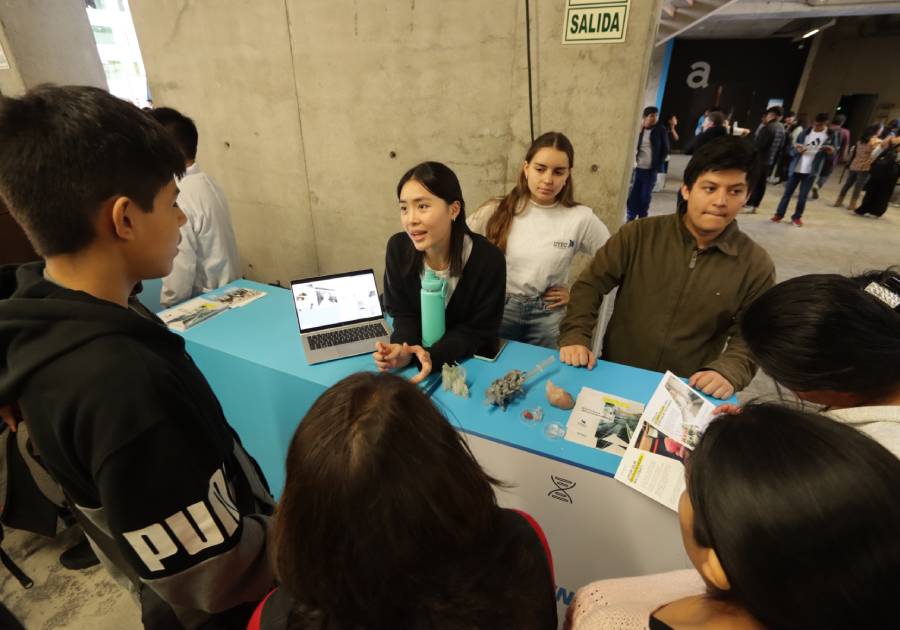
[686,62,710,89]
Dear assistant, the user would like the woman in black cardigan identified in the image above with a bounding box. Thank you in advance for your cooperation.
[374,161,505,383]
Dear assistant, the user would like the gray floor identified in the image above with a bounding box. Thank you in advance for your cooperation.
[2,154,898,629]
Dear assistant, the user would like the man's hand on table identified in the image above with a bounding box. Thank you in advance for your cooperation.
[559,344,597,370]
[373,342,432,384]
[689,370,735,400]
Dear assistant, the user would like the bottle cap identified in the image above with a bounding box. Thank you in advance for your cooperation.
[421,269,444,293]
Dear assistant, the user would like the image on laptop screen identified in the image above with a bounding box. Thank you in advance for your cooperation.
[292,272,382,331]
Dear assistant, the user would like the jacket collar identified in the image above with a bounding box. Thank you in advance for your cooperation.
[674,208,740,256]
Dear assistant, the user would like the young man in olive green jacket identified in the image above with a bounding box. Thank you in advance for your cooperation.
[559,136,775,399]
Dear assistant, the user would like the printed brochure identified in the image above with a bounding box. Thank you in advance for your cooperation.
[564,388,645,456]
[159,297,227,331]
[613,371,717,511]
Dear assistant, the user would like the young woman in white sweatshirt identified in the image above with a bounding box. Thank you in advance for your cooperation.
[468,132,609,348]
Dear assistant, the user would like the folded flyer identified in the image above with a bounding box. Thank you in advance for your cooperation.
[159,297,227,331]
[210,286,267,308]
[564,388,645,456]
[614,371,716,511]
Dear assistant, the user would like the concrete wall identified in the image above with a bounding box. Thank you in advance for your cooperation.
[0,0,106,91]
[643,41,667,113]
[0,16,25,96]
[799,18,900,125]
[131,0,661,287]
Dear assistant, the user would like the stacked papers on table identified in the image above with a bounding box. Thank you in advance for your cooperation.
[210,287,267,308]
[159,297,227,331]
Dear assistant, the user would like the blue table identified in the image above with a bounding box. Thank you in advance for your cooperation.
[148,279,724,624]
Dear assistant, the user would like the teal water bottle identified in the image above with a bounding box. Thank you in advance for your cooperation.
[421,269,447,348]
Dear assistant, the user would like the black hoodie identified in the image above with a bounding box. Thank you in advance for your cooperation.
[0,263,275,629]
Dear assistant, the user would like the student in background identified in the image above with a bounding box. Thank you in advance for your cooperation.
[772,112,835,227]
[833,124,882,212]
[559,137,775,400]
[854,132,900,218]
[740,269,900,457]
[248,372,557,630]
[567,404,900,630]
[811,113,850,199]
[776,112,806,182]
[468,132,609,348]
[743,106,784,214]
[0,86,274,629]
[149,107,241,307]
[626,106,669,221]
[694,109,706,136]
[376,162,505,382]
[687,111,727,154]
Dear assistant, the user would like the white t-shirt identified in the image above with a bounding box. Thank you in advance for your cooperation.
[796,129,828,174]
[422,234,473,306]
[635,130,652,169]
[161,163,241,307]
[468,198,610,297]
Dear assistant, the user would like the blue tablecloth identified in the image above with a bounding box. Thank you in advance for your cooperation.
[148,279,732,497]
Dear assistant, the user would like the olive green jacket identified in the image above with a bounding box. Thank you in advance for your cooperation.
[559,212,775,391]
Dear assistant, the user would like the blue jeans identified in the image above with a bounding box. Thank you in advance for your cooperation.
[626,168,656,221]
[775,172,815,220]
[499,294,565,349]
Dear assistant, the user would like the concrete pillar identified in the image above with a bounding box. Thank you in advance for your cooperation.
[529,0,663,232]
[643,41,668,115]
[0,19,25,96]
[790,31,822,115]
[0,0,107,95]
[131,0,662,286]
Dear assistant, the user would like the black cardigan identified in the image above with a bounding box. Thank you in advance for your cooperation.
[383,231,505,370]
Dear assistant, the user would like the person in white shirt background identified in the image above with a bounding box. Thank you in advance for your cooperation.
[149,107,241,307]
[468,132,610,348]
[772,112,835,227]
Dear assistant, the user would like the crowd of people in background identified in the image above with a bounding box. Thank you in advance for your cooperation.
[656,103,900,226]
[0,84,898,630]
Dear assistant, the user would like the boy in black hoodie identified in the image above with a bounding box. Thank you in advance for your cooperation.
[0,86,274,629]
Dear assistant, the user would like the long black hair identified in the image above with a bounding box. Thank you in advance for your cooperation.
[741,268,900,398]
[688,403,900,630]
[396,161,471,277]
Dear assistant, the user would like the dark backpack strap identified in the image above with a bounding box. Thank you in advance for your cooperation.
[0,529,33,589]
[60,489,142,589]
[0,425,35,589]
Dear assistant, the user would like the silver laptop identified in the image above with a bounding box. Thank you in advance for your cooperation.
[290,269,391,365]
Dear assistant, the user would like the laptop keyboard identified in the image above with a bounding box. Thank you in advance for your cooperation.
[308,323,388,350]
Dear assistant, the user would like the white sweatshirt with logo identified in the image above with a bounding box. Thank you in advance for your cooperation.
[468,198,610,297]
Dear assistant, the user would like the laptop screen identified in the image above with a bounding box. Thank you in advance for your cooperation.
[291,270,383,333]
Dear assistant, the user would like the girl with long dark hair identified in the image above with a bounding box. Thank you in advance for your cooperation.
[468,132,609,348]
[740,268,900,456]
[854,131,900,218]
[374,162,505,382]
[568,404,900,629]
[248,373,558,630]
[833,123,882,212]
